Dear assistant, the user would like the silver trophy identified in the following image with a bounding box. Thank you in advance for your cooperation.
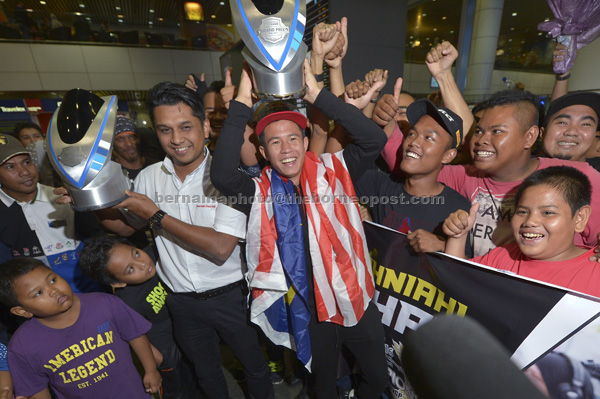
[47,89,131,211]
[230,0,307,100]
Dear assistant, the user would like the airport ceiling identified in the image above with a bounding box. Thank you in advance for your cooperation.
[0,0,234,27]
[0,0,557,101]
[1,0,554,45]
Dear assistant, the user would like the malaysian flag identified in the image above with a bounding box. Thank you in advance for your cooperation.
[246,151,374,370]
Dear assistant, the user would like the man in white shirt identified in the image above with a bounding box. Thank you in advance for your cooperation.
[57,82,273,399]
[0,134,102,293]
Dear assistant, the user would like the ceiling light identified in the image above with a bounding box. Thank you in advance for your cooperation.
[149,21,153,25]
[433,28,437,32]
[409,35,413,39]
[158,17,164,21]
[117,14,124,18]
[512,12,517,16]
[86,17,91,20]
[425,37,430,41]
[509,39,512,42]
[211,14,216,18]
[149,9,154,13]
[227,23,232,27]
[118,19,123,23]
[442,16,446,20]
[220,1,225,4]
[79,4,85,8]
[450,30,454,34]
[544,17,550,22]
[538,32,542,36]
[422,13,426,16]
[40,1,46,4]
[510,27,515,31]
[26,8,33,12]
[115,6,121,10]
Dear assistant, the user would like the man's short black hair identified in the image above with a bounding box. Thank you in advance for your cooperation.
[485,90,545,130]
[12,121,43,138]
[147,81,206,125]
[514,166,591,216]
[79,236,132,286]
[0,258,49,308]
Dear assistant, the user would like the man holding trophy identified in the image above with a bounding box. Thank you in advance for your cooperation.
[210,2,388,395]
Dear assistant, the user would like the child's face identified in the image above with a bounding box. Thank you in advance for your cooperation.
[400,115,456,176]
[471,105,536,178]
[107,244,156,286]
[11,267,74,319]
[511,184,589,261]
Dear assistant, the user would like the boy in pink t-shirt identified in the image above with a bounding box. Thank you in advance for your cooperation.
[444,166,600,297]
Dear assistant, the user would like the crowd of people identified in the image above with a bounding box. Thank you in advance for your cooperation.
[0,14,599,399]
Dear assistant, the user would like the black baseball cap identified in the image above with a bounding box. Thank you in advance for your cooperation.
[407,99,464,148]
[546,91,600,129]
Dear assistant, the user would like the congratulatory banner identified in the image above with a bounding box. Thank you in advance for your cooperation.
[364,221,600,399]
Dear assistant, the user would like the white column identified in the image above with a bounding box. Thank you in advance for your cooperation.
[464,0,504,103]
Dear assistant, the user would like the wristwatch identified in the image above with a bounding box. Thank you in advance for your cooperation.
[314,73,325,82]
[148,210,167,230]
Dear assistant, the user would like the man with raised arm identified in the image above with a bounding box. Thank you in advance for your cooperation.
[211,60,388,399]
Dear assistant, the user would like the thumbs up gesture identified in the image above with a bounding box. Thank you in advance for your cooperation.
[372,77,403,128]
[443,202,480,239]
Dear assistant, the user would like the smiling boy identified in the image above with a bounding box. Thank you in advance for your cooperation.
[444,166,600,297]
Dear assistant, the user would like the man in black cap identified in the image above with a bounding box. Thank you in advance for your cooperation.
[355,99,472,255]
[541,91,600,164]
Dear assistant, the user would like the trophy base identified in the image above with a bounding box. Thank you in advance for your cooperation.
[243,42,307,101]
[67,161,133,212]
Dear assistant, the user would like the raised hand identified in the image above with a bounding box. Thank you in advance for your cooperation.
[234,65,254,108]
[185,72,205,92]
[303,58,322,105]
[443,202,479,239]
[325,17,348,69]
[426,41,458,79]
[220,68,235,110]
[312,21,340,60]
[344,74,386,110]
[372,77,403,127]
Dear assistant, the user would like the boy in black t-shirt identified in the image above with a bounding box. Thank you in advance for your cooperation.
[356,99,472,256]
[79,236,199,399]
